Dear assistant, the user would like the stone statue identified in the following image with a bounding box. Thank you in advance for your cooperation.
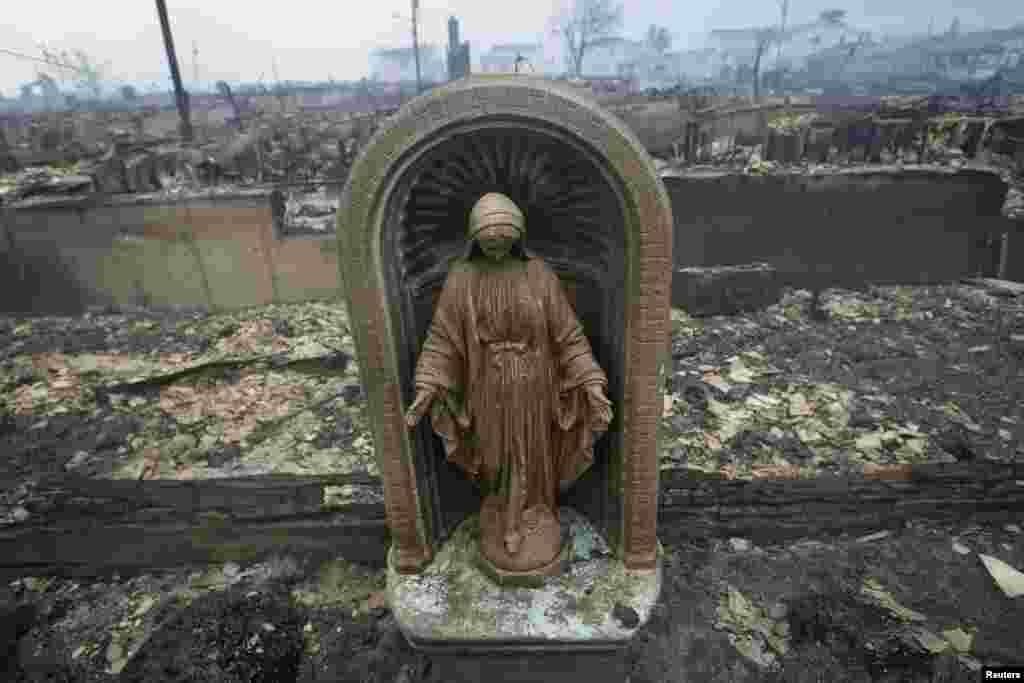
[404,192,613,578]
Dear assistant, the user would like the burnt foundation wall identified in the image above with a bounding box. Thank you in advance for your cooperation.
[0,192,340,314]
[664,167,1015,292]
[1006,231,1024,282]
[0,167,1018,315]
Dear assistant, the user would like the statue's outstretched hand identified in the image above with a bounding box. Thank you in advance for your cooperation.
[585,383,613,430]
[405,387,437,428]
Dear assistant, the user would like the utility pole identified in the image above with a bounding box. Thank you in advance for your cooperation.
[192,40,199,89]
[411,0,423,94]
[192,41,207,139]
[271,56,287,113]
[776,0,789,63]
[155,0,193,142]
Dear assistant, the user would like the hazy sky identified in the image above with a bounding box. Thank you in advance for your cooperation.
[1,0,1018,97]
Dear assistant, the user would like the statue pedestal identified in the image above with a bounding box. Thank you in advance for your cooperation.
[387,508,662,683]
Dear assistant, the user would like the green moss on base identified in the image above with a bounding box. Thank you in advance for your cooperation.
[388,513,662,642]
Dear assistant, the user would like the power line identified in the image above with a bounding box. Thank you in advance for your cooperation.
[0,46,86,73]
[0,45,155,90]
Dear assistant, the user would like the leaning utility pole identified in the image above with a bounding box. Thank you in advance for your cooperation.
[411,0,423,94]
[155,0,193,142]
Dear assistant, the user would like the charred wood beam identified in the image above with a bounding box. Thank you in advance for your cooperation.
[0,512,389,582]
[1,463,1021,578]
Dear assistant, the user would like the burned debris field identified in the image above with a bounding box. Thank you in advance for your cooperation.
[1,278,1022,681]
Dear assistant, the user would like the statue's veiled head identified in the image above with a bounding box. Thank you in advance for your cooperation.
[468,192,526,262]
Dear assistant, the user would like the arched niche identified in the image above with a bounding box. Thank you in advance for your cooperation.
[337,76,673,574]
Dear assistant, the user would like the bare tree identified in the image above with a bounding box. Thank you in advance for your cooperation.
[819,9,847,25]
[751,28,779,99]
[556,0,624,78]
[645,25,672,55]
[836,31,871,81]
[216,81,244,129]
[37,45,70,95]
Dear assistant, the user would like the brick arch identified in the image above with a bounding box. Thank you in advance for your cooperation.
[337,76,673,573]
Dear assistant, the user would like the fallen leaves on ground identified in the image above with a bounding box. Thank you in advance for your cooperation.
[661,283,1023,479]
[0,301,377,499]
[714,585,790,669]
[860,576,928,622]
[978,553,1024,598]
[1,282,1022,504]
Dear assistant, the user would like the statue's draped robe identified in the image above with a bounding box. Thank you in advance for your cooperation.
[413,255,607,539]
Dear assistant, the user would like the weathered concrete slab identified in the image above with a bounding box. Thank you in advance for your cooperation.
[664,166,1013,291]
[672,262,781,317]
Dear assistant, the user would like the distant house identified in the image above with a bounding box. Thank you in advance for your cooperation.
[707,28,762,68]
[369,46,447,84]
[582,37,648,78]
[709,20,864,73]
[824,25,1024,86]
[919,26,1024,80]
[480,43,545,74]
[783,22,865,69]
[621,48,718,86]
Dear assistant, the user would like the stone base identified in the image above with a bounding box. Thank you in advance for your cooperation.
[387,508,662,683]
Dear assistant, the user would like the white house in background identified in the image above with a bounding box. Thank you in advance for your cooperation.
[369,45,447,83]
[480,43,546,74]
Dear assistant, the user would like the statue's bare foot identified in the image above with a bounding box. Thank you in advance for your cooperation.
[504,531,522,555]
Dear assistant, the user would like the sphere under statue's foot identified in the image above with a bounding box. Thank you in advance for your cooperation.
[504,532,521,554]
[478,496,562,586]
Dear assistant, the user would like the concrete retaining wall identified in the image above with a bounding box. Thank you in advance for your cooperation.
[0,166,1017,315]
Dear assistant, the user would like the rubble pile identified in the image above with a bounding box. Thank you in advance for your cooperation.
[0,110,382,225]
[658,104,1024,224]
[283,188,338,234]
[669,98,1024,175]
